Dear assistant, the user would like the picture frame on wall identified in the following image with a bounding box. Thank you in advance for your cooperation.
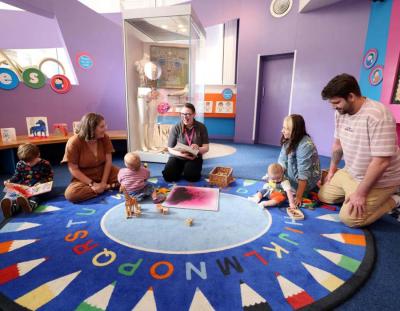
[216,101,225,113]
[204,101,213,113]
[150,46,189,89]
[223,101,233,113]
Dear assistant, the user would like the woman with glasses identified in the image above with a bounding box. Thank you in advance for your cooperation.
[62,113,120,202]
[162,103,209,182]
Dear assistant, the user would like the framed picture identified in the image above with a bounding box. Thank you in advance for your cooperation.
[204,101,213,113]
[223,101,233,113]
[26,117,49,137]
[150,46,189,89]
[215,101,225,113]
[1,128,16,142]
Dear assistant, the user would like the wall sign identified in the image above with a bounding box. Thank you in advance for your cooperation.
[22,67,46,89]
[50,74,72,94]
[0,68,19,90]
[222,88,233,100]
[76,52,94,69]
[363,48,378,69]
[369,65,383,86]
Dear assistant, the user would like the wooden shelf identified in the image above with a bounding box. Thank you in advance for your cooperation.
[0,130,127,150]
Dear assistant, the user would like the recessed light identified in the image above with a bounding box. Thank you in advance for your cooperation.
[161,25,168,29]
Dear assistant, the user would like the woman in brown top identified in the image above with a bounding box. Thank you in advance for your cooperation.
[62,113,120,202]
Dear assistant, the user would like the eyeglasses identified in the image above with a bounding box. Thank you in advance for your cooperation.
[180,113,193,117]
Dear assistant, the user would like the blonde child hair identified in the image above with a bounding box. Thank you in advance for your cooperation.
[268,163,284,176]
[124,152,141,171]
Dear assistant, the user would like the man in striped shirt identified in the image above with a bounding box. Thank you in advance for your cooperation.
[319,73,400,227]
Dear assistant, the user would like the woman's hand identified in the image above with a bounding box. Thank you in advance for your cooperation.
[91,182,107,194]
[294,196,303,207]
[181,152,196,160]
[190,144,199,151]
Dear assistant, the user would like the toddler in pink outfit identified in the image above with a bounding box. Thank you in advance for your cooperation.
[118,152,155,201]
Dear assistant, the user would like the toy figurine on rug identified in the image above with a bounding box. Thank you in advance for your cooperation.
[248,163,304,220]
[121,185,141,218]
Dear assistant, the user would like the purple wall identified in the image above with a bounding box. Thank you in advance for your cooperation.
[192,0,370,156]
[0,2,126,134]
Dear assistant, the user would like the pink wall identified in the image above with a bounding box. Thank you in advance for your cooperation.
[380,0,400,122]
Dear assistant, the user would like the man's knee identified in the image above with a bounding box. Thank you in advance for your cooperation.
[339,207,367,228]
[318,186,344,204]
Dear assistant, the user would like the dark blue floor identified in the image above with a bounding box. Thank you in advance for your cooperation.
[1,140,399,310]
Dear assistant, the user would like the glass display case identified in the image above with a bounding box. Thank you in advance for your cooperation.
[122,4,206,162]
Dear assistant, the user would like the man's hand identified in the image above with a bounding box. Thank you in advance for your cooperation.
[345,192,367,218]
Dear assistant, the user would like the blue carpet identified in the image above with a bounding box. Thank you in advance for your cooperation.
[0,141,399,310]
[0,177,374,310]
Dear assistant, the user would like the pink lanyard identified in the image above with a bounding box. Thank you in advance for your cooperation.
[184,127,195,146]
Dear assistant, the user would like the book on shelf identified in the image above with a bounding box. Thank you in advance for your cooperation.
[173,142,199,156]
[4,181,53,198]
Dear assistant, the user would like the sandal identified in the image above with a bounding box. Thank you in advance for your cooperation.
[287,207,304,220]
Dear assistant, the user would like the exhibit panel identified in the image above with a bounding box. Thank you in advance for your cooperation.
[122,4,206,162]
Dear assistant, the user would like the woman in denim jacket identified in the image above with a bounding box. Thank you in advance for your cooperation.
[278,114,321,206]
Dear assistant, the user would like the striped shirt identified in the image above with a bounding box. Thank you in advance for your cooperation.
[117,167,150,192]
[334,98,400,188]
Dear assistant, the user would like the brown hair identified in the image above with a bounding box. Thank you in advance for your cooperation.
[183,102,196,114]
[17,143,40,162]
[77,113,105,141]
[280,114,309,155]
[321,73,361,100]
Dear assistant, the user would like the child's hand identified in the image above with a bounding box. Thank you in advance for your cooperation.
[4,180,9,186]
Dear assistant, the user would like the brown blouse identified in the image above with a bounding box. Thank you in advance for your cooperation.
[62,134,114,179]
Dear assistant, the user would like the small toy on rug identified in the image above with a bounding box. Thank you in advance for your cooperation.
[209,166,235,188]
[156,204,163,213]
[161,207,169,215]
[121,186,141,218]
[186,218,193,226]
[301,198,316,210]
[287,206,305,220]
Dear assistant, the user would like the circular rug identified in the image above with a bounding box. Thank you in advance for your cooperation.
[0,178,374,311]
[203,143,236,159]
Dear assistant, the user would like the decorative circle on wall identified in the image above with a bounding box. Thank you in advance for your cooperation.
[0,67,19,90]
[76,52,94,70]
[363,48,378,69]
[222,88,233,100]
[22,68,46,89]
[270,0,293,18]
[50,74,72,94]
[369,65,384,86]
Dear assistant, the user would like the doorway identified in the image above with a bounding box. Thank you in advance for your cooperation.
[255,53,295,146]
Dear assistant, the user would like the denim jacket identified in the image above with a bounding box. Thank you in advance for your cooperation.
[278,135,321,191]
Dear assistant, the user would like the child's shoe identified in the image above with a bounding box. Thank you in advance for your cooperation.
[16,197,33,213]
[1,198,13,218]
[248,195,260,203]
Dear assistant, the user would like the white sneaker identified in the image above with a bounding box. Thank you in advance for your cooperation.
[248,196,259,203]
[391,194,400,208]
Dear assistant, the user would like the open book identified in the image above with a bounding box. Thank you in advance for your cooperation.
[4,181,53,198]
[173,142,199,156]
